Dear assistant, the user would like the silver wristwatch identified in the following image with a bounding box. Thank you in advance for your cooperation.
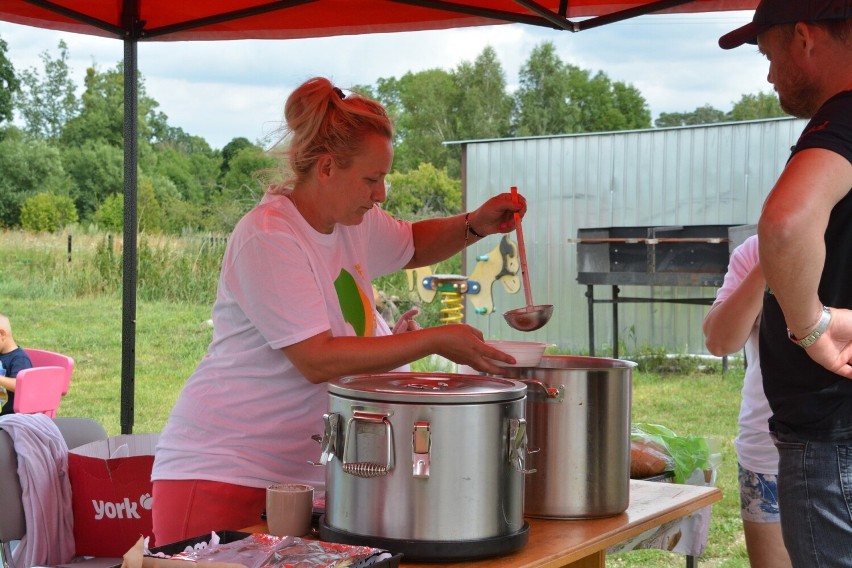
[788,306,831,348]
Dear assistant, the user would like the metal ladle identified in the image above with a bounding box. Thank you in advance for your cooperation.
[503,187,554,332]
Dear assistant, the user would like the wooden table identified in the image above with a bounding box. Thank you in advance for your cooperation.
[242,479,722,568]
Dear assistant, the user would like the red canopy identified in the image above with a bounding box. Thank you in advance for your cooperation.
[2,0,757,41]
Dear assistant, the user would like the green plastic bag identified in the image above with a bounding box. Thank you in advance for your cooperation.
[631,423,722,484]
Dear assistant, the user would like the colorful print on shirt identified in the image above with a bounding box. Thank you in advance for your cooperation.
[334,268,375,337]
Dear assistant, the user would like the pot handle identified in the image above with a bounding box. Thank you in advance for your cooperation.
[342,410,395,478]
[520,379,564,403]
[508,418,536,474]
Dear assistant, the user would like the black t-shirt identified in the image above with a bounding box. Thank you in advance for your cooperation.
[0,347,33,416]
[760,90,852,440]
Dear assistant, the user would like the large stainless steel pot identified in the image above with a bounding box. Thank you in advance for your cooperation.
[316,372,531,561]
[502,355,635,519]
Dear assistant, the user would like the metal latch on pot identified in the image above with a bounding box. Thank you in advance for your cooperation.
[508,418,536,474]
[309,412,340,466]
[522,380,565,403]
[412,421,431,478]
[342,409,395,478]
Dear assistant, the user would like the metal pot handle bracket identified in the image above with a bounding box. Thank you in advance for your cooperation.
[310,412,341,466]
[508,418,536,474]
[412,421,431,478]
[521,379,565,403]
[341,409,395,478]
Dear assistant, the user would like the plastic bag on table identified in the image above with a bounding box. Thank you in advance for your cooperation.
[169,533,391,568]
[631,423,722,484]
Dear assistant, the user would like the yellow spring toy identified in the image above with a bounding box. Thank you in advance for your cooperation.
[427,274,469,324]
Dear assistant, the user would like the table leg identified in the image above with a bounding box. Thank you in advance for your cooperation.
[612,285,619,359]
[585,284,595,357]
[566,550,605,568]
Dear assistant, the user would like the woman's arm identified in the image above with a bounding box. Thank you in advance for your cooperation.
[703,263,764,356]
[405,192,524,269]
[282,325,515,383]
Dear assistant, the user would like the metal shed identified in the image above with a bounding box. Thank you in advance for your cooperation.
[456,117,807,356]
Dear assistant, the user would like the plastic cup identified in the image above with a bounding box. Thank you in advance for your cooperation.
[265,482,314,537]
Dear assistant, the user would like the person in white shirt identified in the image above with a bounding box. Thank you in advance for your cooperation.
[703,235,791,568]
[151,76,525,545]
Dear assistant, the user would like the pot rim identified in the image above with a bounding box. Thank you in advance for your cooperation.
[329,372,527,404]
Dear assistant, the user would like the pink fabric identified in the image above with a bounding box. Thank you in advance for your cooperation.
[151,479,264,546]
[0,413,74,566]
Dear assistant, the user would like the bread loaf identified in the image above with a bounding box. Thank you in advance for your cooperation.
[630,438,671,478]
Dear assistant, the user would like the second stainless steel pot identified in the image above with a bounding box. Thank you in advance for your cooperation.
[503,355,635,519]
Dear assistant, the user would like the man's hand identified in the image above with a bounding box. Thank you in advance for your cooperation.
[805,308,852,378]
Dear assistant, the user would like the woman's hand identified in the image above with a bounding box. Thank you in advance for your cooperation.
[468,191,528,237]
[283,323,515,382]
[421,324,516,375]
[392,308,421,334]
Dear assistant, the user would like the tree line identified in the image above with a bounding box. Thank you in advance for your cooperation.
[0,36,785,235]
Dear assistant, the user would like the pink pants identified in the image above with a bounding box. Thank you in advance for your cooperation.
[151,479,265,546]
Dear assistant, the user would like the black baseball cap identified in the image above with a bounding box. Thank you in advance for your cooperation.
[719,0,852,49]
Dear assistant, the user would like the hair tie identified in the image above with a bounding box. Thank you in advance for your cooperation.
[333,87,346,100]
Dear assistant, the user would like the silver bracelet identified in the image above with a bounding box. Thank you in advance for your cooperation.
[788,306,831,348]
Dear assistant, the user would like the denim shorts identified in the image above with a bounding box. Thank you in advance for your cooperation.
[737,462,780,523]
[773,431,852,566]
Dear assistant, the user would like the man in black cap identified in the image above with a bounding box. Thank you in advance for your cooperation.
[720,1,852,565]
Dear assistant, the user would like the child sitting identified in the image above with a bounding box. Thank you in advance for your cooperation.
[0,313,33,415]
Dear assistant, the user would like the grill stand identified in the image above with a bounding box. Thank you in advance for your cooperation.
[574,225,741,365]
[584,284,718,361]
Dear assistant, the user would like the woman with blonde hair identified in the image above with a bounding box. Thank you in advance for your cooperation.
[151,76,527,544]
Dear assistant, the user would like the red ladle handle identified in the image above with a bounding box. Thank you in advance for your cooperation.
[511,186,535,308]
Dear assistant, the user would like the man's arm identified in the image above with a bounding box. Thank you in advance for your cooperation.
[759,148,852,375]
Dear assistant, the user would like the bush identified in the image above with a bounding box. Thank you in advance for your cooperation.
[20,192,79,232]
[92,177,164,233]
[632,346,722,374]
[94,193,123,232]
[384,163,461,220]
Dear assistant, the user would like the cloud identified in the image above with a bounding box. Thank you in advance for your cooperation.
[0,11,770,149]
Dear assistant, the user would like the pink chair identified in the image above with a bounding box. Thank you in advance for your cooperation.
[24,348,75,396]
[6,349,76,417]
[12,366,66,417]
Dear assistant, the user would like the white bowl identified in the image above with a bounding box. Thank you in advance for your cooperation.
[485,340,550,367]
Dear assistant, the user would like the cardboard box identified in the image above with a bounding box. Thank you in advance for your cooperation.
[68,433,158,557]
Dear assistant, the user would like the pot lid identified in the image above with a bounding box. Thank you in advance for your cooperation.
[328,372,526,404]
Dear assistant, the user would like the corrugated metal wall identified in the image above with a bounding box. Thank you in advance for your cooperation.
[459,117,807,355]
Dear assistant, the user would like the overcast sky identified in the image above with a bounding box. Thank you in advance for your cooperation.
[0,10,770,150]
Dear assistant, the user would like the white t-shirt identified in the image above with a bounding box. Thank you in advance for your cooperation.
[152,195,414,490]
[713,235,778,474]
